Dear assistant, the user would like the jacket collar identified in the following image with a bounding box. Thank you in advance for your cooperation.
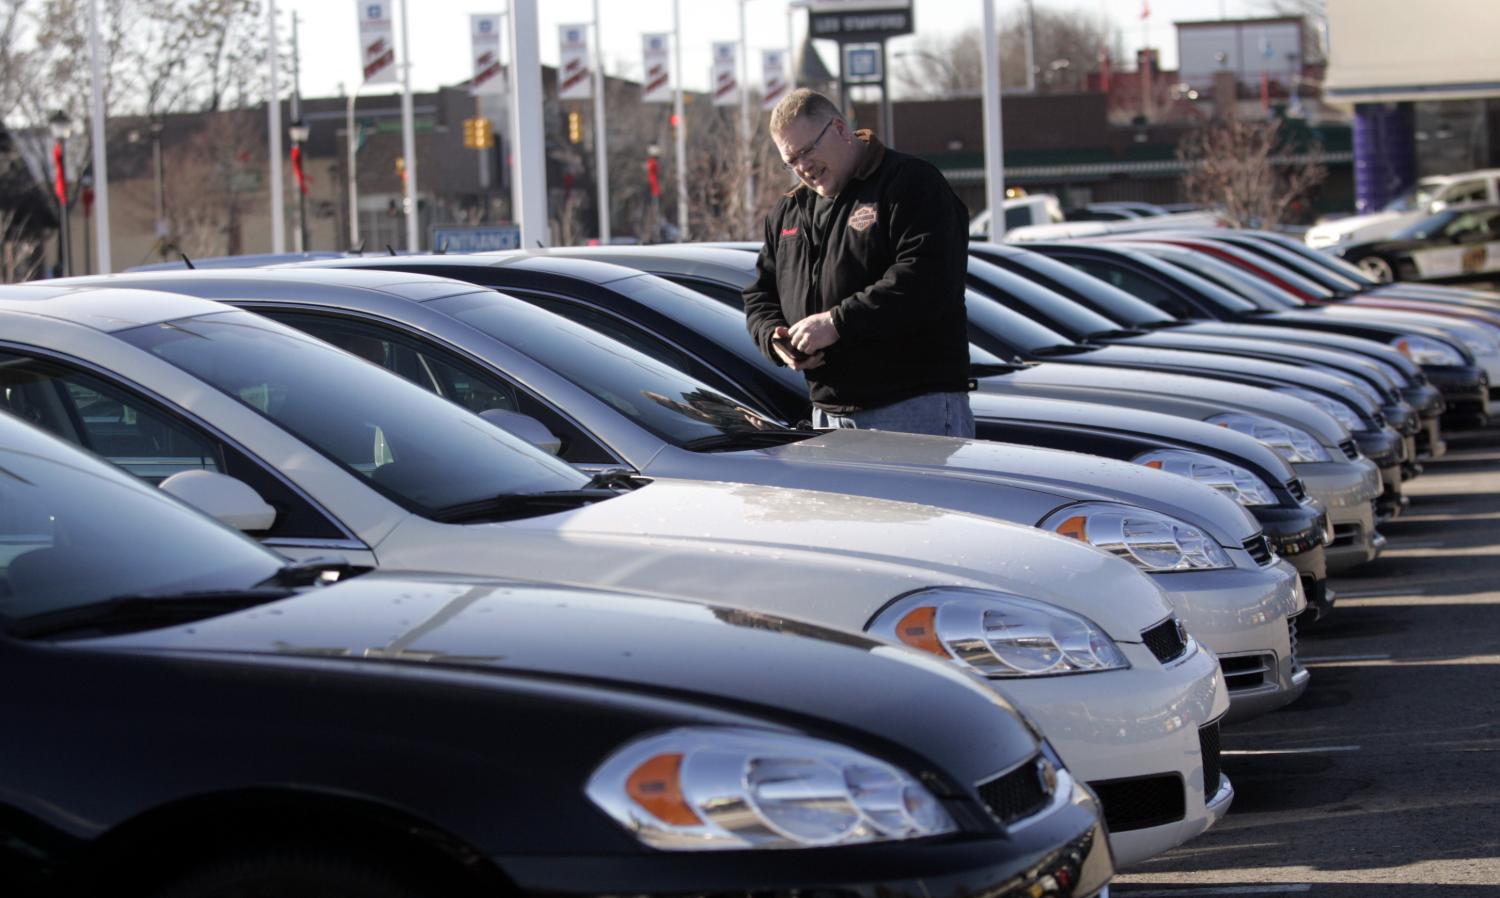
[785,129,885,198]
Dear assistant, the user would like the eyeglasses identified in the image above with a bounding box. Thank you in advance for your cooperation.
[781,118,835,172]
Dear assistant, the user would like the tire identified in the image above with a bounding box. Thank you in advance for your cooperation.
[153,848,442,898]
[1357,255,1395,283]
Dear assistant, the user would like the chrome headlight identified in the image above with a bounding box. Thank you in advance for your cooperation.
[586,727,957,850]
[1041,501,1233,571]
[1273,386,1367,432]
[1133,448,1278,507]
[867,588,1129,678]
[1391,335,1464,366]
[1207,412,1332,463]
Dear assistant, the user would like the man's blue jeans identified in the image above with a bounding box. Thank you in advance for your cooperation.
[811,391,975,438]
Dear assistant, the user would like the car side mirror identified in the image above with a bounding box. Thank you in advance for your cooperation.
[479,408,562,455]
[159,470,278,532]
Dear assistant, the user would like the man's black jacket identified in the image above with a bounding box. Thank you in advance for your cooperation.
[743,131,971,414]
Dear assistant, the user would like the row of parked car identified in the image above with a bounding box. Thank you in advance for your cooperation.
[4,220,1498,897]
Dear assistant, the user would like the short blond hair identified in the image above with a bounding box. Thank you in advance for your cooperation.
[770,88,842,135]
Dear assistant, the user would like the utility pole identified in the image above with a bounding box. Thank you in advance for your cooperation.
[672,0,688,240]
[981,0,1006,243]
[398,0,419,251]
[509,0,547,247]
[87,0,111,271]
[1024,0,1037,92]
[592,0,610,243]
[268,0,285,253]
[291,12,307,252]
[739,0,754,236]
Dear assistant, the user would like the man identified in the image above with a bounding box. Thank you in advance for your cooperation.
[743,88,974,437]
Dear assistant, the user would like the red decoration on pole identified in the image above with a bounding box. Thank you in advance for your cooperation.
[290,144,308,195]
[82,185,95,218]
[52,142,67,205]
[646,157,661,198]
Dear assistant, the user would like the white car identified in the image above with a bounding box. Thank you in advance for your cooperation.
[1306,169,1500,250]
[0,283,1229,866]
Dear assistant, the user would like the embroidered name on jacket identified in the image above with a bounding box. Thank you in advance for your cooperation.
[780,226,799,237]
[847,203,878,232]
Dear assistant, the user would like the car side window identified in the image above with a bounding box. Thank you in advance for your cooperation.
[513,291,752,401]
[1440,180,1486,206]
[0,350,345,539]
[259,311,615,465]
[1065,259,1196,318]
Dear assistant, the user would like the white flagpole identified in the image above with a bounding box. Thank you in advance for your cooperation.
[739,0,754,237]
[398,0,419,250]
[981,0,1006,243]
[510,0,548,247]
[86,0,111,271]
[672,0,688,239]
[593,0,610,243]
[268,0,285,253]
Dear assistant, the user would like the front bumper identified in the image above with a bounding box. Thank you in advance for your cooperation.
[1350,428,1407,520]
[1150,559,1306,724]
[1424,364,1489,426]
[497,779,1114,898]
[1296,459,1384,573]
[1005,640,1228,868]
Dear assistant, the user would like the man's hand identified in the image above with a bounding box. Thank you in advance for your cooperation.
[773,325,826,371]
[788,311,839,354]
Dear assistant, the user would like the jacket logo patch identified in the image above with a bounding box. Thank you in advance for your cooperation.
[847,203,878,232]
[780,226,799,237]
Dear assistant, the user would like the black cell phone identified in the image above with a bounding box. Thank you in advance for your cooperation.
[772,335,810,362]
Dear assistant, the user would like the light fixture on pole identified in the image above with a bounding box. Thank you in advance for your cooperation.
[48,110,72,277]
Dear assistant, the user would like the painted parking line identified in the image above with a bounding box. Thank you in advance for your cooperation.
[1299,653,1392,664]
[1117,888,1313,897]
[1333,586,1425,598]
[1221,746,1362,757]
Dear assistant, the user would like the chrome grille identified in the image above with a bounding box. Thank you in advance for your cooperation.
[1220,654,1273,692]
[1289,613,1303,674]
[1142,617,1188,664]
[1242,533,1275,566]
[976,755,1052,827]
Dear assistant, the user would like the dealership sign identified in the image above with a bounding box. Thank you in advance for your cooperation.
[807,0,913,43]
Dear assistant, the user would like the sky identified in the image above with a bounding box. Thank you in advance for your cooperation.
[284,0,1269,101]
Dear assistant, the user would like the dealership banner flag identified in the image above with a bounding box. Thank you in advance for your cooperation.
[470,14,505,95]
[358,1,397,85]
[761,49,788,110]
[558,24,592,100]
[641,33,672,104]
[711,42,738,107]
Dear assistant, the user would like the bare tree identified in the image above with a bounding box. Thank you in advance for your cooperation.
[165,109,264,258]
[1178,118,1327,228]
[893,7,1122,98]
[0,207,48,283]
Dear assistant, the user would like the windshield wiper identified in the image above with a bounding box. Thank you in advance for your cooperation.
[1030,344,1099,357]
[682,429,819,452]
[431,487,628,523]
[1085,328,1150,340]
[259,556,355,587]
[10,588,294,640]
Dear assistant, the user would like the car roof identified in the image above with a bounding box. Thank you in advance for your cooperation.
[298,252,645,286]
[50,267,487,306]
[0,284,232,331]
[537,245,758,283]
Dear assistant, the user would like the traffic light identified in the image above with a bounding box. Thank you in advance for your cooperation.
[462,116,494,149]
[567,110,583,144]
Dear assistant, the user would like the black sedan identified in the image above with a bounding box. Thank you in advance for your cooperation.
[1338,206,1500,285]
[0,410,1111,898]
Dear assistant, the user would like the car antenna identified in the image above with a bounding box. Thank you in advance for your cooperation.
[351,240,365,256]
[437,239,449,255]
[179,253,196,270]
[385,244,397,256]
[535,239,544,248]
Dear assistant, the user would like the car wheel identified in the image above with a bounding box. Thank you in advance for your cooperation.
[153,848,443,898]
[1357,255,1395,283]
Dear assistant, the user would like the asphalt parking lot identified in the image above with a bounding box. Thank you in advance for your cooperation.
[1115,424,1500,896]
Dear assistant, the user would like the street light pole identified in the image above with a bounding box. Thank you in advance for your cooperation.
[150,118,166,254]
[672,0,688,240]
[346,85,364,249]
[268,0,285,253]
[290,11,307,252]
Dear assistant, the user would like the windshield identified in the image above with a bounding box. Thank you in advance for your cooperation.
[0,426,283,628]
[962,288,1075,356]
[1228,239,1365,293]
[1250,233,1381,286]
[977,249,1175,327]
[966,257,1121,339]
[117,311,588,517]
[431,291,787,446]
[1127,246,1289,311]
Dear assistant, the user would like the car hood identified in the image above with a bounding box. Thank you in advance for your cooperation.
[373,479,1174,641]
[748,428,1260,543]
[978,362,1350,446]
[966,392,1299,484]
[1068,345,1377,413]
[85,572,1039,783]
[1177,321,1421,379]
[1117,332,1397,393]
[1308,211,1413,241]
